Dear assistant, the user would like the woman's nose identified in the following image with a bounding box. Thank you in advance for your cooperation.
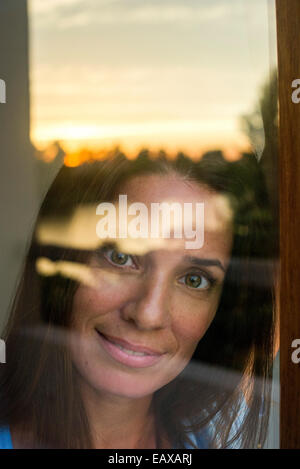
[120,273,171,331]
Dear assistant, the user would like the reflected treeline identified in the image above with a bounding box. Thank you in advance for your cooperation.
[240,68,278,219]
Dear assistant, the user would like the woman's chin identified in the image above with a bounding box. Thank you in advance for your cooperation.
[86,373,164,399]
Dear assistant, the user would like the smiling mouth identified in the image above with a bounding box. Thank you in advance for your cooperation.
[104,342,149,357]
[95,330,165,368]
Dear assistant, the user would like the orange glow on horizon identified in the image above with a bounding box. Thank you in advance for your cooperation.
[60,144,247,168]
[64,149,107,167]
[32,121,251,167]
[33,134,249,167]
[31,118,250,161]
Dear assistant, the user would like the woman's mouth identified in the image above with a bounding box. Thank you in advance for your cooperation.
[95,330,165,368]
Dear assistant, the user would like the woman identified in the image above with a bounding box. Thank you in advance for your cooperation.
[0,151,276,448]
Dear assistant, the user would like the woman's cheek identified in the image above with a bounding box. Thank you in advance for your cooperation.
[171,294,219,349]
[72,274,138,322]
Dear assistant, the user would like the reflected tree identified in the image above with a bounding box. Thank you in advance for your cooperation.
[240,69,279,220]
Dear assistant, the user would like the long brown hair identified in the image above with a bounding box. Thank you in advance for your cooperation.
[0,151,276,448]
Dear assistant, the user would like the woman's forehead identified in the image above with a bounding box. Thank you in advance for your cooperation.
[119,172,215,204]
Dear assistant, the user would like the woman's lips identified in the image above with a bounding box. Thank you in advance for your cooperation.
[95,330,165,368]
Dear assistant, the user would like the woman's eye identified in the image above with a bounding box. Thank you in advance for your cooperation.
[179,273,210,290]
[105,249,135,268]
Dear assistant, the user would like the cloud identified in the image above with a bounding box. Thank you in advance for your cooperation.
[58,4,229,28]
[29,0,81,15]
[30,0,254,29]
[31,62,258,131]
[30,0,119,14]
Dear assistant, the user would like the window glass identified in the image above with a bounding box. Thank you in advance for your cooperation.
[0,0,279,449]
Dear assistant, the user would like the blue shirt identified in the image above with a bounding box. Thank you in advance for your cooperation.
[0,426,209,449]
[0,427,13,449]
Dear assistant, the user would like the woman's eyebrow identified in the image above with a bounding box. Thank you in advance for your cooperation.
[183,255,226,272]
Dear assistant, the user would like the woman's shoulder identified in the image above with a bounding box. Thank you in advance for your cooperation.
[0,426,13,449]
[183,428,210,449]
[179,416,212,449]
[182,394,249,449]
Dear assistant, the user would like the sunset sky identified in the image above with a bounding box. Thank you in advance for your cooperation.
[28,0,276,158]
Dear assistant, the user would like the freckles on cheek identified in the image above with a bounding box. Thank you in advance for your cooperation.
[72,280,129,322]
[173,295,218,343]
[173,298,219,348]
[174,315,211,347]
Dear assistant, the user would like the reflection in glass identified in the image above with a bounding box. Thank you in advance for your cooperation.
[0,0,279,449]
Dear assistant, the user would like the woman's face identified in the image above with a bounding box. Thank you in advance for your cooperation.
[70,173,233,399]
